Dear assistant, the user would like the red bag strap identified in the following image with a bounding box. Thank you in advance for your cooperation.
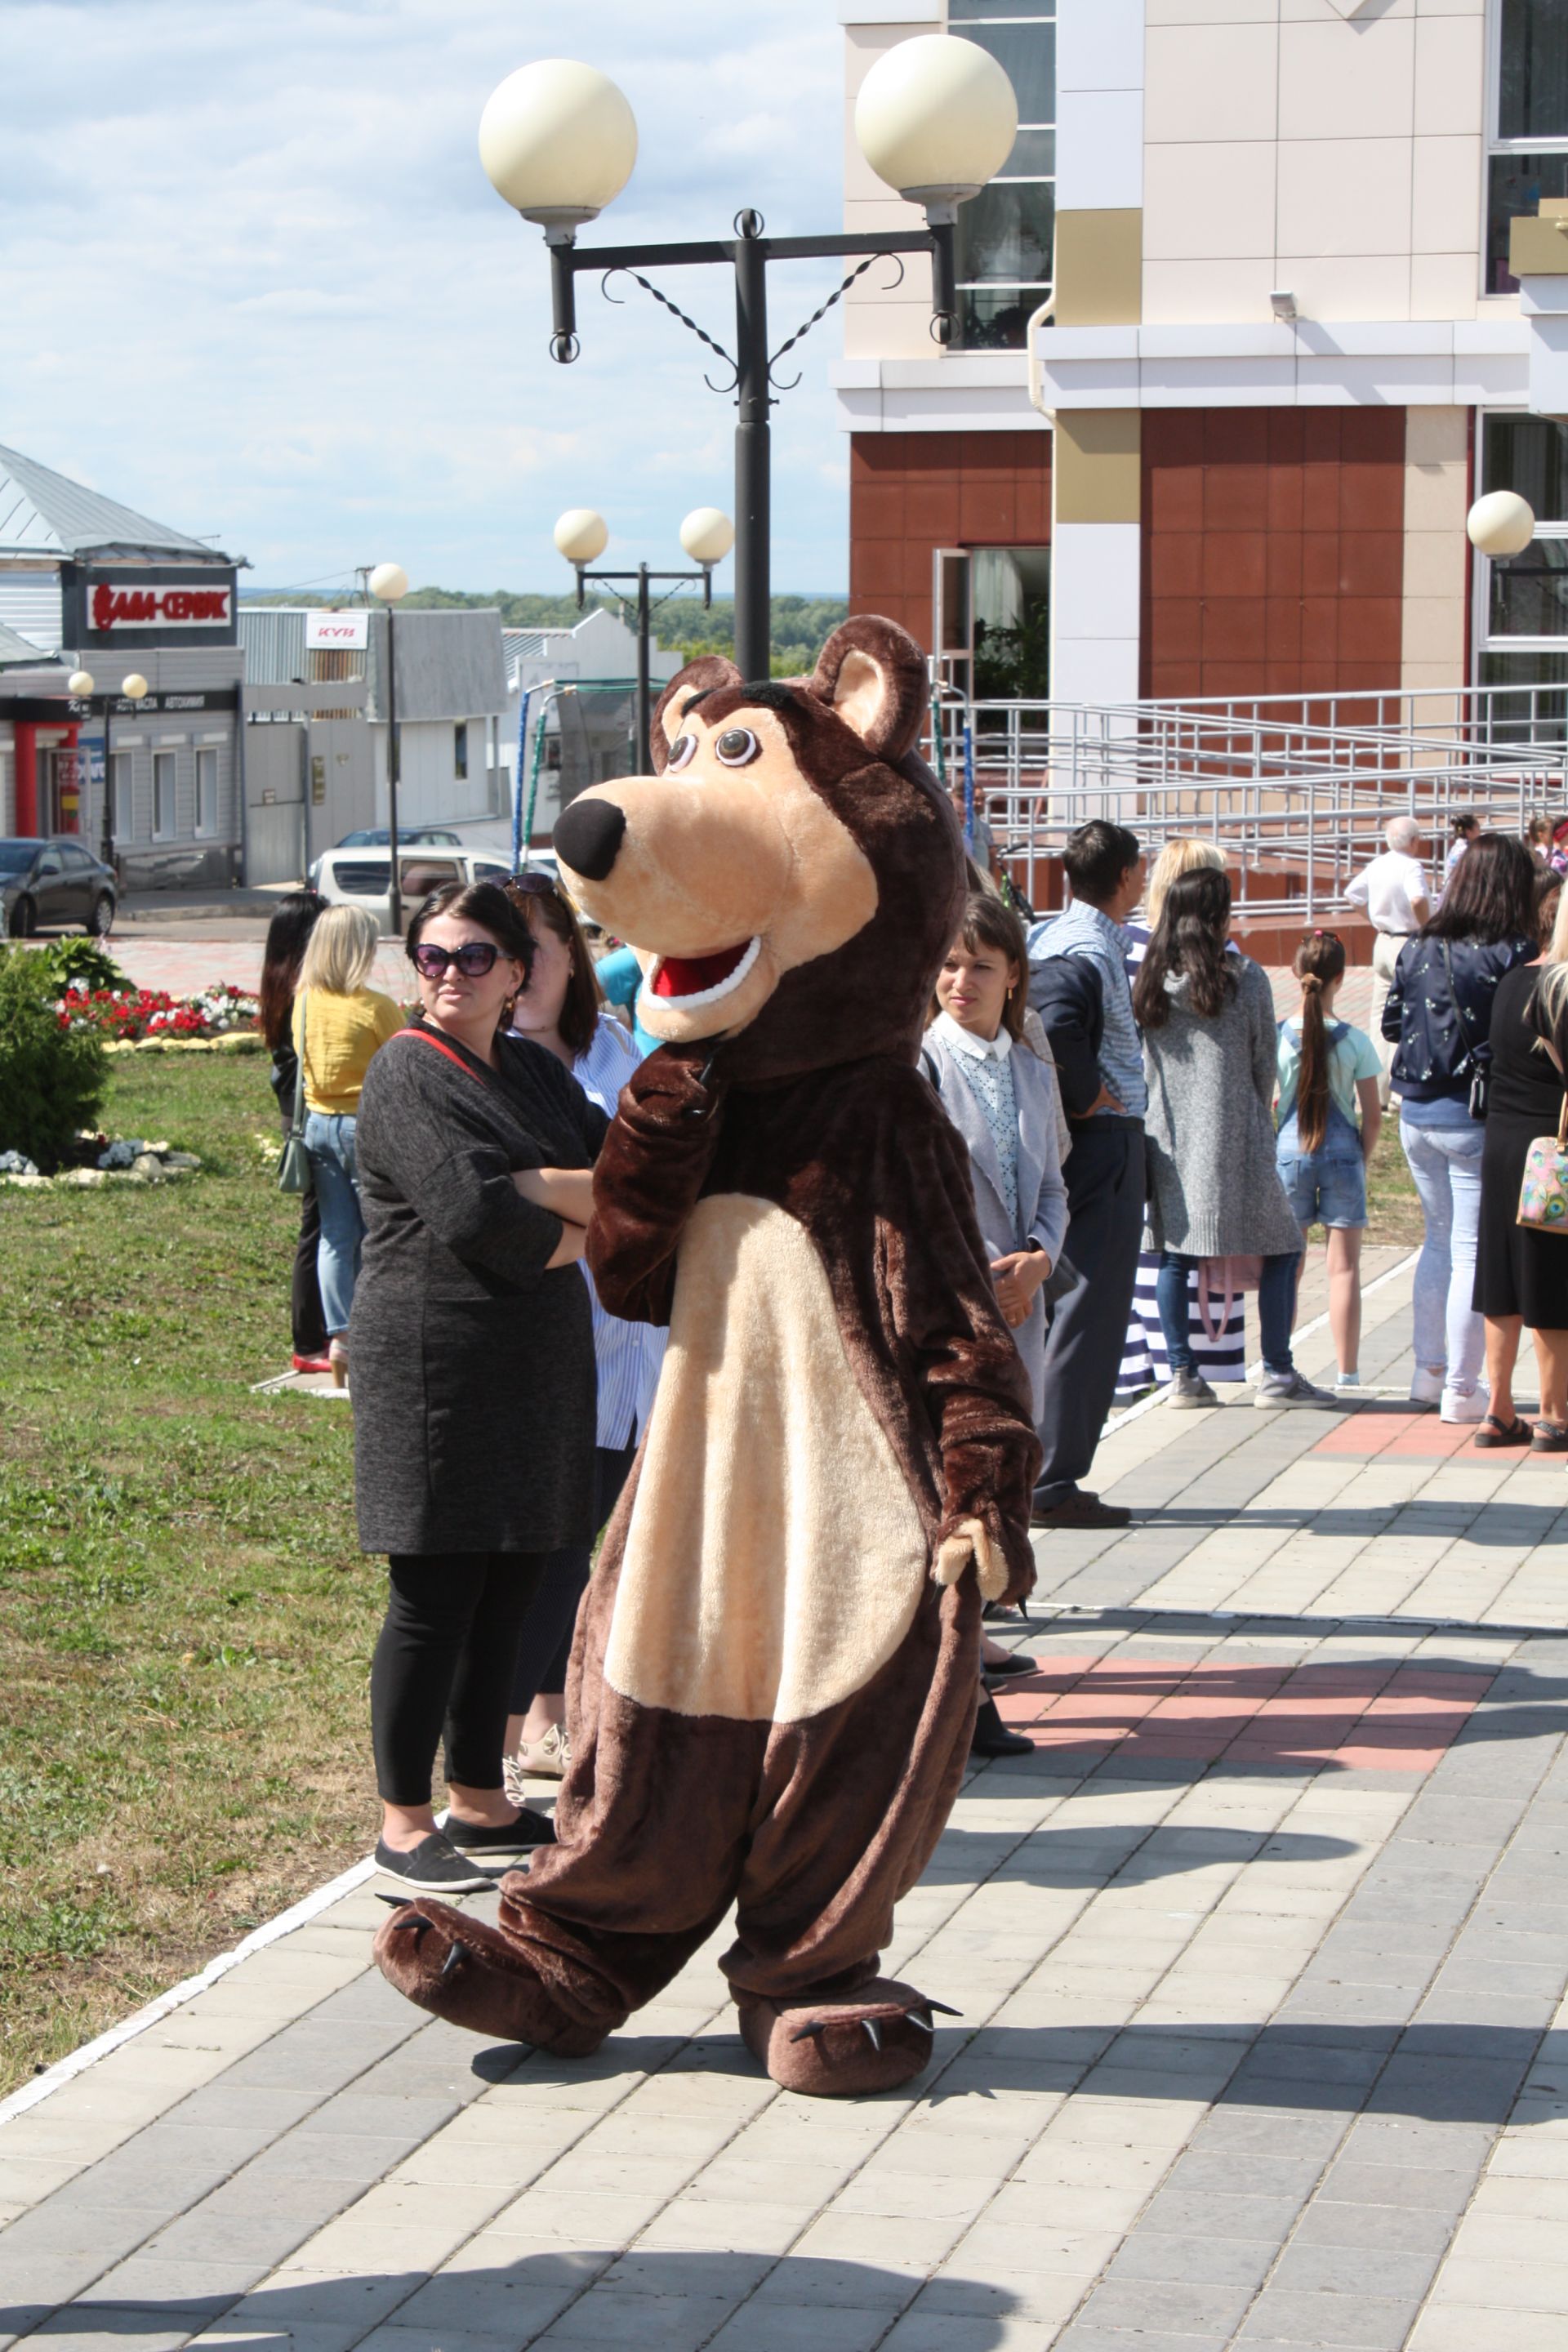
[401,1027,491,1086]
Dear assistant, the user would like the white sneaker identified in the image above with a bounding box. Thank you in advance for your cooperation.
[1409,1367,1445,1406]
[1440,1388,1486,1424]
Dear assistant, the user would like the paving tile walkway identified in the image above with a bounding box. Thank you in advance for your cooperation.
[8,1264,1568,2352]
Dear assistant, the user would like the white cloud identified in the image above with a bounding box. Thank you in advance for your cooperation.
[0,0,853,595]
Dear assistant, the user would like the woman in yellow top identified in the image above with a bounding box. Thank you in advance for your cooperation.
[292,905,403,1383]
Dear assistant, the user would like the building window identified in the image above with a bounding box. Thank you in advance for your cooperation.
[195,746,218,836]
[454,720,469,781]
[1477,413,1568,733]
[950,2,1054,350]
[1487,0,1568,292]
[153,751,176,840]
[109,751,129,841]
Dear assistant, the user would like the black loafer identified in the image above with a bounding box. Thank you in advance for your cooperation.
[443,1807,556,1863]
[983,1654,1040,1682]
[971,1694,1035,1758]
[374,1832,496,1893]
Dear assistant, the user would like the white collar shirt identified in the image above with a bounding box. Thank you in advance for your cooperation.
[1346,849,1429,935]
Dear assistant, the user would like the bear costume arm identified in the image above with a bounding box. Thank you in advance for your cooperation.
[879,1094,1043,1608]
[585,1046,728,1326]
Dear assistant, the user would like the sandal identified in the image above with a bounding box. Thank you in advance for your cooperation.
[1531,1421,1568,1453]
[1474,1414,1532,1447]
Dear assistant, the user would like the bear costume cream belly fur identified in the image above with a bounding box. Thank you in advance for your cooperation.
[374,617,1040,2096]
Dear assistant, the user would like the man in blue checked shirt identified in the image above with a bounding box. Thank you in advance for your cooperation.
[1027,820,1147,1531]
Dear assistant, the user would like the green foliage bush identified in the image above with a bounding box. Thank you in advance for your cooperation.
[27,938,131,996]
[0,949,108,1169]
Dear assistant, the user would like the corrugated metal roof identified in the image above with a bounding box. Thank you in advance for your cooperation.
[0,443,229,560]
[0,617,56,667]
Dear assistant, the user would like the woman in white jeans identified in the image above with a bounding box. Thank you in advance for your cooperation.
[1381,833,1536,1421]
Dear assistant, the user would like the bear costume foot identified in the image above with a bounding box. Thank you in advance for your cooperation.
[372,1900,608,2058]
[736,1980,956,2097]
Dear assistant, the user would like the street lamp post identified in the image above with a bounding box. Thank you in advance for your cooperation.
[479,42,1018,685]
[554,506,735,769]
[69,667,148,871]
[368,562,410,936]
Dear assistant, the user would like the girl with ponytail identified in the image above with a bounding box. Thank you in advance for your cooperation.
[1276,932,1383,1389]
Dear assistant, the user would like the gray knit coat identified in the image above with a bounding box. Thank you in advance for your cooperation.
[1142,956,1303,1259]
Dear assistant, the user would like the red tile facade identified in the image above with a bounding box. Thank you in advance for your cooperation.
[1142,408,1407,702]
[848,430,1052,649]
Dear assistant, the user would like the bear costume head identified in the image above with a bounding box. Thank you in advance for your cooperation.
[552,616,966,1085]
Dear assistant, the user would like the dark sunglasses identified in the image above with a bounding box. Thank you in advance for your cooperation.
[505,870,561,902]
[409,941,505,980]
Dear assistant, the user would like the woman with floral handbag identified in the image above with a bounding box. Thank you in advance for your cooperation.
[1474,890,1568,1449]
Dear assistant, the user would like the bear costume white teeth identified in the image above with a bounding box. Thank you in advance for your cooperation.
[646,935,762,1011]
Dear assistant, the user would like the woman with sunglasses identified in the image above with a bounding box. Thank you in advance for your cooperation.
[501,871,667,1792]
[350,880,610,1894]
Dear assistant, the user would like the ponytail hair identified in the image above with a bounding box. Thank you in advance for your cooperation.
[1291,929,1348,1155]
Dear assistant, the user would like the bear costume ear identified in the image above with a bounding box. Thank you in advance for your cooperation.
[809,617,928,763]
[649,656,743,774]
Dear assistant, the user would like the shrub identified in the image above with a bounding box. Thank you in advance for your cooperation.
[30,938,131,996]
[0,949,107,1169]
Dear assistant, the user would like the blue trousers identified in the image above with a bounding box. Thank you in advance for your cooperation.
[1156,1250,1301,1377]
[303,1111,363,1337]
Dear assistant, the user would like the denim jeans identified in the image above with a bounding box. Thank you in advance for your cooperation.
[1398,1113,1485,1397]
[1157,1250,1302,1377]
[303,1111,363,1338]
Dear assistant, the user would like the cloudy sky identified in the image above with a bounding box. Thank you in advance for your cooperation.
[2,0,851,598]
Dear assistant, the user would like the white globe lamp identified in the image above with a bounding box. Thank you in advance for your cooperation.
[479,60,638,229]
[369,562,409,604]
[554,509,609,565]
[1468,490,1535,559]
[679,507,735,568]
[855,34,1018,209]
[121,674,149,702]
[67,670,95,697]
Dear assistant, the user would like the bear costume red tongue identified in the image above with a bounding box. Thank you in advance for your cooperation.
[651,942,751,999]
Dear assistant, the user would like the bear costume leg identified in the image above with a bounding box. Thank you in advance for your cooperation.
[374,1567,980,2095]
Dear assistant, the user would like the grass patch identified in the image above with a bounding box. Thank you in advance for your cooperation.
[0,1054,377,2094]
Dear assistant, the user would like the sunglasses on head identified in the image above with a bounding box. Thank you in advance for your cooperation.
[409,941,505,980]
[505,871,561,902]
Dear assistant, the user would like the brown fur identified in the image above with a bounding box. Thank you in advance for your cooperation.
[375,618,1040,2094]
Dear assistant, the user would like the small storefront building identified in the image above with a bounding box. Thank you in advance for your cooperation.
[0,443,244,886]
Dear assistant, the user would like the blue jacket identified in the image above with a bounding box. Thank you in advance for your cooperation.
[1383,933,1535,1102]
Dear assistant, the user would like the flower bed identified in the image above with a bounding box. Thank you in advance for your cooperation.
[56,978,260,1045]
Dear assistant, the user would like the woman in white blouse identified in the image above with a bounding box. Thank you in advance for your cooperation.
[501,872,666,1789]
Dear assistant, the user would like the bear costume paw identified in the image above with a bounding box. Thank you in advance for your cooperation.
[372,1899,608,2058]
[736,1980,956,2096]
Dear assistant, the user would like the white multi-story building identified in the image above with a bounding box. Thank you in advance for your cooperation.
[834,0,1568,721]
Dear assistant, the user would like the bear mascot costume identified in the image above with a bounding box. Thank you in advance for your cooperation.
[375,616,1041,2096]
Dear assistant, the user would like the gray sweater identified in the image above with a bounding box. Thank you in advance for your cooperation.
[1142,956,1303,1259]
[350,1022,608,1556]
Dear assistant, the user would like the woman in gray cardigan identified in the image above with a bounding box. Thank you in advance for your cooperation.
[1132,868,1332,1412]
[350,880,609,1895]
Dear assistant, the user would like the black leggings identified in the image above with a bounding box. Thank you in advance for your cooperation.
[372,1552,548,1806]
[288,1143,328,1360]
[510,1443,636,1716]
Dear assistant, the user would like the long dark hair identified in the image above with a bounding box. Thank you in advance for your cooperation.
[1134,866,1236,1030]
[929,889,1031,1040]
[1291,929,1348,1156]
[506,877,604,1058]
[259,889,326,1051]
[1422,831,1534,946]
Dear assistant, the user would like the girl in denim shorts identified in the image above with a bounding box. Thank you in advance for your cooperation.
[1276,932,1383,1392]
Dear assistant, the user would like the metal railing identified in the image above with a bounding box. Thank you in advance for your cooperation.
[927,681,1568,922]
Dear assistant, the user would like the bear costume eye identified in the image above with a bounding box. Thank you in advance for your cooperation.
[666,733,698,772]
[715,727,760,767]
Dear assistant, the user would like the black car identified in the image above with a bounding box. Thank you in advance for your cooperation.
[0,839,118,938]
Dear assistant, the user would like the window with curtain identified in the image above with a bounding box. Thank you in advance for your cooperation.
[949,2,1055,350]
[1488,0,1568,292]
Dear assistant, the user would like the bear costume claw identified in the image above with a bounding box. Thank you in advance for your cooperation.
[737,1980,952,2096]
[372,1900,608,2059]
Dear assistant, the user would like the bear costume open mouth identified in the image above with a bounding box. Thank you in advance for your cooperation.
[648,936,762,1009]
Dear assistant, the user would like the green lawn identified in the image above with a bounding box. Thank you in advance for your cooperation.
[0,1054,376,2096]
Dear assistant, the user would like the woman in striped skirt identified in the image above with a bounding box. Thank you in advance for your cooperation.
[501,874,666,1793]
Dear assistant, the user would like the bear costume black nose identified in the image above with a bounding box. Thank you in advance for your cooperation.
[554,795,627,883]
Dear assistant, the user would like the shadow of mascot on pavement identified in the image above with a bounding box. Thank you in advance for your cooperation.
[375,616,1041,2095]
